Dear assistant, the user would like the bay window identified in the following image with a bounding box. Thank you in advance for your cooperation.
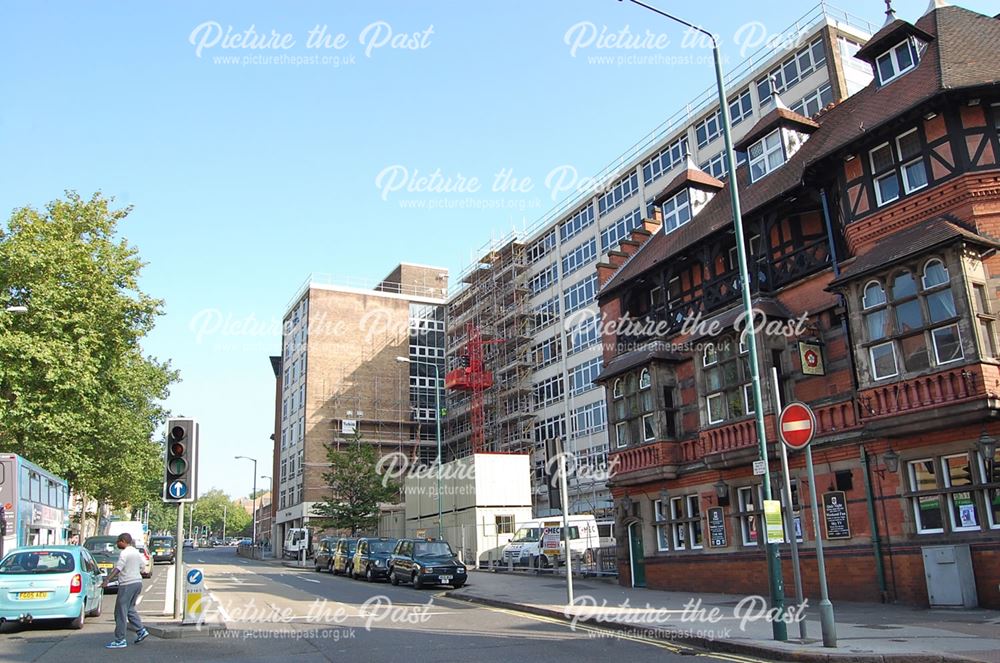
[870,128,928,206]
[702,339,754,424]
[875,38,919,85]
[907,450,999,533]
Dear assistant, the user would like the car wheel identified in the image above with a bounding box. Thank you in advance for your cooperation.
[389,568,399,585]
[69,603,85,630]
[411,573,422,589]
[314,562,322,572]
[451,582,465,589]
[365,566,374,582]
[347,565,355,580]
[328,560,334,574]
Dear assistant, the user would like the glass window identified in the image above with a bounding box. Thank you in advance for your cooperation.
[943,454,980,531]
[870,341,898,380]
[613,379,623,399]
[931,324,963,365]
[738,486,761,546]
[642,414,656,441]
[670,497,686,550]
[876,38,919,85]
[615,421,628,448]
[909,459,944,533]
[749,130,784,182]
[654,500,669,551]
[639,369,651,390]
[662,189,692,234]
[687,495,703,549]
[707,393,725,424]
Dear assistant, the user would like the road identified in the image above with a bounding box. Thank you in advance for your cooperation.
[0,547,765,662]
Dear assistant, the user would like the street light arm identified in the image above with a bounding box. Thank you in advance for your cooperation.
[618,0,717,45]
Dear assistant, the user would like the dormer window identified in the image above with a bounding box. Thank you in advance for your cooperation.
[749,129,785,183]
[876,38,919,85]
[662,189,692,234]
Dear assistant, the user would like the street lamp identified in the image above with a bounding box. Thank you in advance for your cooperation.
[234,456,258,546]
[397,356,443,539]
[260,474,272,548]
[979,430,997,502]
[619,0,787,642]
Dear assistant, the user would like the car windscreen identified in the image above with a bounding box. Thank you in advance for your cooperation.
[84,538,118,554]
[0,551,76,574]
[150,537,174,546]
[370,540,395,553]
[511,527,541,543]
[413,542,454,557]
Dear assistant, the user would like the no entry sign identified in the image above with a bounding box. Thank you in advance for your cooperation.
[779,402,816,451]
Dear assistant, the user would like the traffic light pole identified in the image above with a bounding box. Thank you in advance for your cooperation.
[173,502,184,620]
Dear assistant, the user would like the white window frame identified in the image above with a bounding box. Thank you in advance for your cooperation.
[669,497,686,550]
[909,458,945,534]
[896,129,928,195]
[921,258,948,290]
[642,413,656,442]
[979,452,1000,530]
[654,500,670,551]
[687,495,704,550]
[662,188,692,234]
[875,38,918,86]
[942,453,981,533]
[612,379,623,399]
[639,369,651,390]
[738,485,762,546]
[863,280,886,309]
[615,421,628,448]
[707,393,726,425]
[703,343,717,367]
[870,142,900,206]
[743,383,756,414]
[748,129,784,183]
[869,341,899,380]
[931,324,964,366]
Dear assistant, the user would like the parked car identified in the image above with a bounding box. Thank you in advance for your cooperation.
[182,538,195,549]
[149,536,176,564]
[351,537,397,582]
[134,544,153,579]
[82,536,120,593]
[0,546,104,629]
[313,537,338,573]
[388,538,467,589]
[331,538,358,577]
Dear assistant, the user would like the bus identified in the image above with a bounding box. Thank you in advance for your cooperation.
[0,454,71,557]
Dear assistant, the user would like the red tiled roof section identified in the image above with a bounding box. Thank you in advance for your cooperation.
[735,107,819,152]
[828,215,1000,287]
[652,168,724,204]
[854,18,934,63]
[935,5,1000,90]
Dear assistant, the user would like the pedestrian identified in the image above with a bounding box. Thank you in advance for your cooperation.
[101,532,149,649]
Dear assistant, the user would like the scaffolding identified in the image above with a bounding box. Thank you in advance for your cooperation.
[445,235,534,456]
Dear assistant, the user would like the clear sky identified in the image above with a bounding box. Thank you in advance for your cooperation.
[2,1,993,500]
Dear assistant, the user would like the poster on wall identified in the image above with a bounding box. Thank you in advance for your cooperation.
[823,491,852,539]
[708,507,727,547]
[798,341,825,376]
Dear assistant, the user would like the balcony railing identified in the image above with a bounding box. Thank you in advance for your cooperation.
[859,364,987,420]
[609,441,678,477]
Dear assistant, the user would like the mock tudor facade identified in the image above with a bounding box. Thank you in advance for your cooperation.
[595,3,1000,608]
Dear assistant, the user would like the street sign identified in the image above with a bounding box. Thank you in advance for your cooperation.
[753,459,767,475]
[764,500,785,544]
[778,402,817,451]
[183,565,205,625]
[167,480,188,500]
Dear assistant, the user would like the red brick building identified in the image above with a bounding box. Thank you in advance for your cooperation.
[595,4,1000,608]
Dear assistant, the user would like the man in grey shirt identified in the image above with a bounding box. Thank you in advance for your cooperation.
[102,533,150,649]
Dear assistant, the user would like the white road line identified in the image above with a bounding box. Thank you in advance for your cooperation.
[300,578,321,584]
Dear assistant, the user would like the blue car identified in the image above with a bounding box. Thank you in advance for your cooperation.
[0,546,104,629]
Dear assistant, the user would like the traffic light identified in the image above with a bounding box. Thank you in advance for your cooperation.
[163,418,198,503]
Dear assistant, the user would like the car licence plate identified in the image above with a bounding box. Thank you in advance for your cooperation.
[18,592,49,600]
[99,563,113,570]
[439,575,452,583]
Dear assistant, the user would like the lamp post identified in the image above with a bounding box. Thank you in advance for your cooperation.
[979,430,997,503]
[619,0,786,641]
[397,356,443,539]
[235,456,258,546]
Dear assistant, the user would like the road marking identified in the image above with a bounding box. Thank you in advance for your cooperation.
[300,578,321,584]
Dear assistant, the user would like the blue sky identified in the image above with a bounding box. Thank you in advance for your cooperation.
[2,1,993,500]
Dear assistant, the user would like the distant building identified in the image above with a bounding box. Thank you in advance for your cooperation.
[271,264,448,554]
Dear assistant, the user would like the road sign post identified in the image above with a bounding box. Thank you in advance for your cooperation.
[183,566,205,625]
[779,402,837,649]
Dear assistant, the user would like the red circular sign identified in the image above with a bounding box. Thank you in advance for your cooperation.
[779,402,816,450]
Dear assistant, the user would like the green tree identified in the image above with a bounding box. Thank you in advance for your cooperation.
[311,433,400,536]
[191,490,251,537]
[0,191,178,510]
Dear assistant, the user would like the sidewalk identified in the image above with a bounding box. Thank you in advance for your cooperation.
[446,569,1000,662]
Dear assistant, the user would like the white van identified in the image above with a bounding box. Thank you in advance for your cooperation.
[501,515,600,566]
[106,521,146,547]
[283,527,312,559]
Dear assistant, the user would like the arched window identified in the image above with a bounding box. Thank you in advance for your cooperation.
[612,379,623,399]
[639,369,651,390]
[922,259,948,289]
[703,343,718,367]
[891,271,917,300]
[626,374,637,394]
[863,281,886,309]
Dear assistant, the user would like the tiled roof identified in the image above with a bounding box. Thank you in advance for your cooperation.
[652,168,724,204]
[828,216,1000,287]
[593,343,684,384]
[854,18,934,63]
[598,5,1000,302]
[735,107,820,152]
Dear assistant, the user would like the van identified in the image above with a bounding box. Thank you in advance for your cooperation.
[501,515,600,567]
[106,521,146,547]
[283,527,312,559]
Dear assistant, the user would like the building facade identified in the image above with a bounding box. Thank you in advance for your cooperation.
[271,264,448,553]
[445,3,875,518]
[596,3,1000,608]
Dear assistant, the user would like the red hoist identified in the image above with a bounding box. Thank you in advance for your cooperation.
[444,322,500,453]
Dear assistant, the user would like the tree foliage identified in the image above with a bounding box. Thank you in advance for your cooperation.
[0,191,178,508]
[311,433,400,536]
[191,489,251,537]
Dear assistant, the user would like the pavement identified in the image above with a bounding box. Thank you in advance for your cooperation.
[445,569,1000,663]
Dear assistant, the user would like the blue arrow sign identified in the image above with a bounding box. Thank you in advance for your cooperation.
[187,568,203,585]
[168,480,188,499]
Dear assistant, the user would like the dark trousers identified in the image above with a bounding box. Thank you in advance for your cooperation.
[114,582,143,640]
